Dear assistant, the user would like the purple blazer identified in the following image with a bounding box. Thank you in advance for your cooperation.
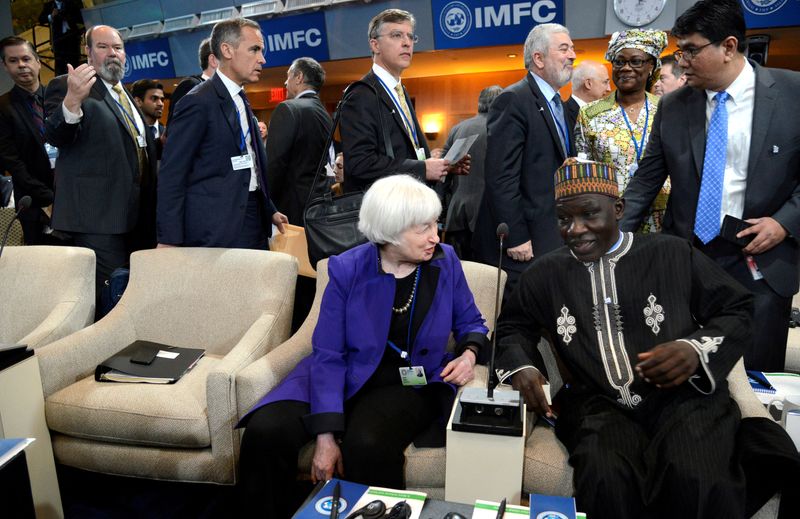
[241,242,489,433]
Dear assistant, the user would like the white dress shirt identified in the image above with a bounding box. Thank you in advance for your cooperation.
[705,59,754,222]
[217,69,259,192]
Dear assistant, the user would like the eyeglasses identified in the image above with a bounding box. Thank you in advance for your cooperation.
[376,31,419,44]
[673,41,716,62]
[611,57,652,69]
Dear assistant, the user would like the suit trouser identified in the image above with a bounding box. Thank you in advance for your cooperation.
[71,232,129,321]
[695,237,791,372]
[231,191,269,250]
[237,384,439,518]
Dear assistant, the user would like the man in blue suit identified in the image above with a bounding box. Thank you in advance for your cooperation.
[157,18,286,249]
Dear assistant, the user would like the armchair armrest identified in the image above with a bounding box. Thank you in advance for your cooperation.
[20,300,94,350]
[236,327,314,419]
[35,306,136,398]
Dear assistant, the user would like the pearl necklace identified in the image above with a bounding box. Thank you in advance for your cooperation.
[392,265,420,314]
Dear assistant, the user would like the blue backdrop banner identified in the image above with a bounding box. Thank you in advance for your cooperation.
[123,38,175,83]
[259,11,330,68]
[740,0,800,29]
[432,0,565,50]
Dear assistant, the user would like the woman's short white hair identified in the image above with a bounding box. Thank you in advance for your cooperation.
[358,175,442,245]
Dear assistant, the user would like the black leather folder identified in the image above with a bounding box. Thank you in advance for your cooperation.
[95,341,204,384]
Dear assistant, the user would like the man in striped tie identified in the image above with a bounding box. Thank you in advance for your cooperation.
[44,25,158,317]
[0,36,54,245]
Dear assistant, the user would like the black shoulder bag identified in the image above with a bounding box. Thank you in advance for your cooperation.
[303,80,394,266]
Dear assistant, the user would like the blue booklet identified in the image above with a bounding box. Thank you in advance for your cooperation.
[294,479,369,518]
[530,493,577,519]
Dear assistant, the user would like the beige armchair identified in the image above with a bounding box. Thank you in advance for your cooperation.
[0,245,95,349]
[236,259,506,497]
[36,248,297,484]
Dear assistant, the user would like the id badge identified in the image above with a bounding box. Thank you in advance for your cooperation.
[136,134,147,148]
[746,255,764,281]
[230,154,254,171]
[415,147,426,161]
[44,142,59,169]
[628,162,639,178]
[399,366,427,386]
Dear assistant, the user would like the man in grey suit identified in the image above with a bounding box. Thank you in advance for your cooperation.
[472,23,577,294]
[265,57,332,225]
[45,25,157,312]
[441,85,502,260]
[622,0,800,372]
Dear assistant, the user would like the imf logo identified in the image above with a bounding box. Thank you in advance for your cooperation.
[742,0,788,15]
[535,513,569,519]
[314,496,347,515]
[123,59,132,79]
[440,1,472,40]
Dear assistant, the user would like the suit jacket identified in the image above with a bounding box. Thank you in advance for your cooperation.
[241,243,489,433]
[265,91,332,224]
[157,73,276,247]
[341,70,431,193]
[0,85,53,216]
[442,112,489,233]
[472,73,577,262]
[621,62,800,297]
[44,76,157,236]
[166,74,202,127]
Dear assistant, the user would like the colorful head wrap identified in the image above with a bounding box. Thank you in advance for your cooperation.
[554,158,618,200]
[605,29,668,67]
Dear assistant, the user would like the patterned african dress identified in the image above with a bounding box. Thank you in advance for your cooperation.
[574,91,669,233]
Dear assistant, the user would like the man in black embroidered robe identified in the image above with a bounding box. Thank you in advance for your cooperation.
[495,158,774,518]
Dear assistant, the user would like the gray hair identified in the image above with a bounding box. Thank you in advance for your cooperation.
[523,23,570,70]
[571,60,600,89]
[290,57,326,92]
[477,85,503,113]
[210,18,261,59]
[358,175,441,246]
[368,9,416,41]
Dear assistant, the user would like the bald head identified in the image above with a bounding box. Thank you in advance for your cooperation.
[571,60,611,103]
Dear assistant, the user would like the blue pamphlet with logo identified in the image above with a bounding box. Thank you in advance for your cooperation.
[293,479,368,518]
[529,493,577,519]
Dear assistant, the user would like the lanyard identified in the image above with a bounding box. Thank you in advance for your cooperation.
[374,75,420,148]
[239,124,251,155]
[544,99,570,156]
[386,266,421,363]
[620,99,649,166]
[112,97,141,136]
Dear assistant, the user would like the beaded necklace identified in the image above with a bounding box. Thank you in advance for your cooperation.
[392,265,420,314]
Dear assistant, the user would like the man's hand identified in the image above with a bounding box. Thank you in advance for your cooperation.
[441,349,477,386]
[272,211,288,234]
[63,63,96,114]
[447,154,471,176]
[636,340,699,388]
[507,240,533,262]
[512,369,551,417]
[740,217,787,255]
[424,158,450,182]
[312,433,344,483]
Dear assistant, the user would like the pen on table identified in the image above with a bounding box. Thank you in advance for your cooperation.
[495,497,506,519]
[330,480,341,519]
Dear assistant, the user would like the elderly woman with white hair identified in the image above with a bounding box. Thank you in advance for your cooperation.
[238,175,489,517]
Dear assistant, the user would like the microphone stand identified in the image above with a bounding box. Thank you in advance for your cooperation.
[487,230,505,400]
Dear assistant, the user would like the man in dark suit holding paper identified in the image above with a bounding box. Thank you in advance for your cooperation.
[621,0,800,372]
[340,8,468,194]
[157,18,286,249]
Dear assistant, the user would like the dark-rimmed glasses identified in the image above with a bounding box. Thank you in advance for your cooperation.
[673,41,717,62]
[611,57,653,69]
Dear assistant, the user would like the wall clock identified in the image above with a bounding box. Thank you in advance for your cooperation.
[613,0,667,27]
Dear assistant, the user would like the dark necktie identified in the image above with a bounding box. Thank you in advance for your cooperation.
[551,93,568,155]
[238,90,263,178]
[149,125,157,141]
[29,93,45,136]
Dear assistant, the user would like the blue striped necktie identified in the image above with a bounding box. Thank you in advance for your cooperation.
[694,91,729,244]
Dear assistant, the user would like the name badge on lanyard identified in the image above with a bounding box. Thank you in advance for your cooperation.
[136,134,147,148]
[44,142,59,169]
[231,154,254,171]
[415,148,426,161]
[399,366,428,386]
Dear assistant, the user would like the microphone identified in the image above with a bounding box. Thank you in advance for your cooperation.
[487,222,508,399]
[0,195,32,260]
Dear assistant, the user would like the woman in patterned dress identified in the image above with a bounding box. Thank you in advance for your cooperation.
[574,29,668,232]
